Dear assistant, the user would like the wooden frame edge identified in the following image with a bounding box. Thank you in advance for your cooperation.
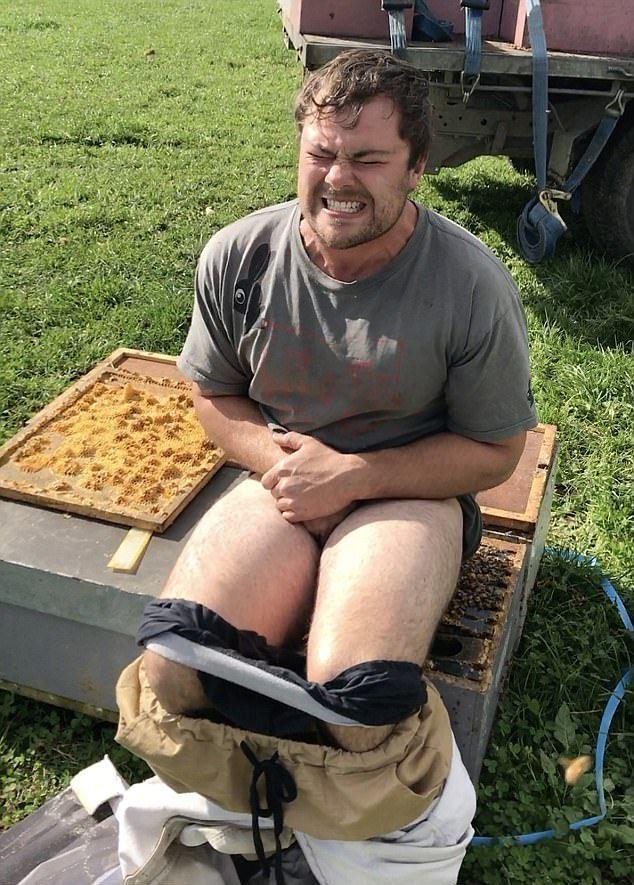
[480,423,558,532]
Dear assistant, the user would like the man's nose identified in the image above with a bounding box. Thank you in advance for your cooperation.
[323,159,357,189]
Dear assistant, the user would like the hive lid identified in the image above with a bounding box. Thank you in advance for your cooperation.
[109,347,183,381]
[477,424,557,534]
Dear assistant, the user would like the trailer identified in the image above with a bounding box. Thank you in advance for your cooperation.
[278,0,634,262]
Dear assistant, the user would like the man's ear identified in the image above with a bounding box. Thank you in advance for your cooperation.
[408,155,427,190]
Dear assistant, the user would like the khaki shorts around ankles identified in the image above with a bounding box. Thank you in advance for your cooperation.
[115,657,453,842]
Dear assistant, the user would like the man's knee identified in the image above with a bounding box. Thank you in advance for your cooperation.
[307,648,427,742]
[142,650,208,715]
[307,651,427,751]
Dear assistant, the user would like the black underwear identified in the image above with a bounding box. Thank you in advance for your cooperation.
[137,599,427,737]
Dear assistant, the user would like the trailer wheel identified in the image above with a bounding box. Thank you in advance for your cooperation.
[582,122,634,264]
[509,157,533,176]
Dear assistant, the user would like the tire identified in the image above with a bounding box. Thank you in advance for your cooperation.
[582,119,634,264]
[509,157,534,176]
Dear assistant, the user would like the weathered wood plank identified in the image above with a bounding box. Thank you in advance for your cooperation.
[108,528,154,573]
[277,0,633,80]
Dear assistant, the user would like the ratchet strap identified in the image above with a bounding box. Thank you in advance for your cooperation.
[381,1,414,58]
[517,0,627,263]
[461,0,490,102]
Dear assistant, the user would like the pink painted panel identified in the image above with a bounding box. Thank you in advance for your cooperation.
[499,0,634,56]
[291,1,414,40]
[425,0,504,38]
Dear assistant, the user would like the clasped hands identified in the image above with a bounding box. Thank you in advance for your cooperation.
[261,431,360,541]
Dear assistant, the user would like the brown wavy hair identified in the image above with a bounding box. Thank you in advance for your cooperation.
[294,49,432,168]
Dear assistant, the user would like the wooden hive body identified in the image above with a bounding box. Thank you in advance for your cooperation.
[428,424,558,779]
[289,0,414,40]
[500,0,634,57]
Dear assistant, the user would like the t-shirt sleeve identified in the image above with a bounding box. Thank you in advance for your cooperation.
[177,242,250,396]
[445,275,538,442]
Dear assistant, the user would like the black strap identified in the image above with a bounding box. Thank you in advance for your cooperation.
[413,1,454,42]
[241,741,298,885]
[563,89,626,194]
[381,0,414,9]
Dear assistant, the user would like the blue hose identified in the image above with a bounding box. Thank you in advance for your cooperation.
[470,547,632,847]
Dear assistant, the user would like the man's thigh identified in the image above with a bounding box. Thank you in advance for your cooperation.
[161,476,320,646]
[307,497,463,682]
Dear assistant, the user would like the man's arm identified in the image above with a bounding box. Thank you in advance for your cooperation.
[192,385,357,539]
[352,430,526,500]
[192,384,282,475]
[261,430,526,523]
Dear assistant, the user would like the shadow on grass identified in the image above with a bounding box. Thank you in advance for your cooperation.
[434,168,634,350]
[434,173,532,242]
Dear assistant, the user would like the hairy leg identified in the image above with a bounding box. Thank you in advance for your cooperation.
[143,477,320,713]
[307,497,463,751]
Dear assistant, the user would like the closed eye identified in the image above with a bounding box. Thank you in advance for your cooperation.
[307,153,385,167]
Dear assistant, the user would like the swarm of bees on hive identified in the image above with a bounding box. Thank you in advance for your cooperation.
[444,546,513,622]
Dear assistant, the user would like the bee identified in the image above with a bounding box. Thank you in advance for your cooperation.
[558,755,592,785]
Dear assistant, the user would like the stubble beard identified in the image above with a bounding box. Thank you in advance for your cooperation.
[302,185,411,251]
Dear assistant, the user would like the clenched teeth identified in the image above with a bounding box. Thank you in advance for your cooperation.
[324,198,364,213]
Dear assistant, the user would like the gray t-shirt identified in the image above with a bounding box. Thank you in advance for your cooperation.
[178,199,538,454]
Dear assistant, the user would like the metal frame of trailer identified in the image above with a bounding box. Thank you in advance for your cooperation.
[277,0,634,180]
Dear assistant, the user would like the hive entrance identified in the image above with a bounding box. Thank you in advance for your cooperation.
[428,543,517,685]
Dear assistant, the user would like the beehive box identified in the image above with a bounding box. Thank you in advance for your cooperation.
[0,349,237,718]
[427,537,528,779]
[0,352,557,782]
[428,424,558,779]
[289,0,414,40]
[499,0,634,56]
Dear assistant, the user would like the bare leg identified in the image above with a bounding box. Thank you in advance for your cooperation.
[144,477,320,713]
[307,498,462,751]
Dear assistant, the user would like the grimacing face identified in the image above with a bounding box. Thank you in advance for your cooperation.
[297,96,424,251]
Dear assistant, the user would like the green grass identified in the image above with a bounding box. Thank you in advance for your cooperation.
[459,553,633,883]
[0,2,632,881]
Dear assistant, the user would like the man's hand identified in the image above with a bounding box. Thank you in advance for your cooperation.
[261,432,358,523]
[260,426,527,525]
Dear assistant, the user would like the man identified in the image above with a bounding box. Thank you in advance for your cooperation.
[117,49,537,881]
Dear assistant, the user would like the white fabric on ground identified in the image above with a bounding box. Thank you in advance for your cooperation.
[123,841,239,885]
[70,755,128,815]
[116,782,284,879]
[116,735,475,884]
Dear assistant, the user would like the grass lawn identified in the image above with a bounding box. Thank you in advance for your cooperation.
[1,1,632,882]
